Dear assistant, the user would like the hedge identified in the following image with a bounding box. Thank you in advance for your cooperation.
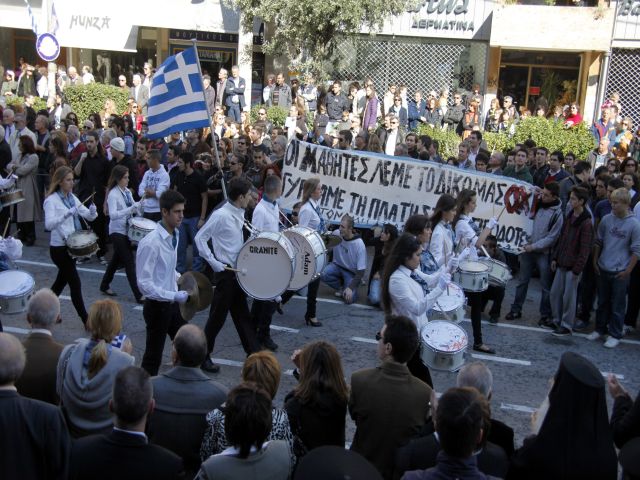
[5,95,48,113]
[416,117,594,161]
[249,104,288,128]
[64,83,129,123]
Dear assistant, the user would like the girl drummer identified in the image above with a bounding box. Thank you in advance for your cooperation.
[381,233,450,388]
[99,165,144,303]
[453,189,498,354]
[280,177,324,327]
[44,166,97,324]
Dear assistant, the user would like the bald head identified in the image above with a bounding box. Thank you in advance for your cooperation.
[0,333,26,386]
[456,361,493,399]
[172,324,208,367]
[27,288,61,329]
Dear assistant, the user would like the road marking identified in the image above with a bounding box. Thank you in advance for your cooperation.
[289,295,376,310]
[3,326,30,335]
[211,358,293,375]
[60,295,71,301]
[16,259,126,277]
[470,353,531,366]
[500,402,536,414]
[601,371,624,380]
[351,336,377,344]
[270,325,299,333]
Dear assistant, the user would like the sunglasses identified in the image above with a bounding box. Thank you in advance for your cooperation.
[258,112,267,115]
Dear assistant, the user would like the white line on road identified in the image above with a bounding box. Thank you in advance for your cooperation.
[289,295,376,310]
[351,336,377,344]
[3,326,30,335]
[15,259,126,277]
[500,402,536,414]
[211,358,293,375]
[270,325,299,333]
[470,353,531,366]
[601,371,625,380]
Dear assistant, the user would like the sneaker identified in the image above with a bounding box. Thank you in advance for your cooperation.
[538,318,555,330]
[623,325,635,336]
[334,290,343,298]
[586,331,602,341]
[505,311,522,320]
[201,358,220,373]
[573,320,589,331]
[97,256,108,266]
[604,337,620,348]
[552,326,572,337]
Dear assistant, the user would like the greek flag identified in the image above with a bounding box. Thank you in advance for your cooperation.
[146,47,210,139]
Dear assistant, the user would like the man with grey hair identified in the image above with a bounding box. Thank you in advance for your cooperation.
[489,151,505,175]
[66,124,86,166]
[2,107,15,142]
[202,74,216,114]
[0,332,71,479]
[130,73,149,116]
[215,68,228,108]
[15,289,64,405]
[8,112,36,161]
[148,324,227,476]
[457,361,515,457]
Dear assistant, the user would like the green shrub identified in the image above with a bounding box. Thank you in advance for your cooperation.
[64,83,129,123]
[249,104,288,128]
[418,117,594,160]
[5,96,47,113]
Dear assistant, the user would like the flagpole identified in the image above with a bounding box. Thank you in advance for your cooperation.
[191,38,227,200]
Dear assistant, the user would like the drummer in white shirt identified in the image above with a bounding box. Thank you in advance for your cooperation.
[429,194,457,268]
[195,177,261,374]
[136,189,189,376]
[99,165,144,303]
[250,175,283,351]
[138,149,170,222]
[381,233,451,388]
[43,166,97,325]
[453,189,499,355]
[279,177,324,327]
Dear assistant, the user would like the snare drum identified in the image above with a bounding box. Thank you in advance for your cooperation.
[453,260,489,292]
[235,232,296,300]
[282,226,327,290]
[66,230,99,258]
[432,283,466,323]
[0,188,25,208]
[0,270,35,314]
[420,320,468,372]
[128,217,156,244]
[478,257,512,286]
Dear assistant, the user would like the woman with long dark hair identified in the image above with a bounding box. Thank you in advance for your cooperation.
[368,223,398,305]
[44,166,97,324]
[404,214,440,275]
[428,194,457,268]
[48,131,69,174]
[99,165,144,302]
[381,233,451,388]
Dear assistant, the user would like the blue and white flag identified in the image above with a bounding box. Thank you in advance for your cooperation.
[146,47,210,139]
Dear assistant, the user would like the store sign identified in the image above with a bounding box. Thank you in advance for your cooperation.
[170,29,239,43]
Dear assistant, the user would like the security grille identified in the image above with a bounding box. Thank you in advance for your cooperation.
[330,35,488,102]
[605,48,640,126]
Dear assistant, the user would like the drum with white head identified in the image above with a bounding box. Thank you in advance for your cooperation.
[235,232,296,300]
[431,282,466,323]
[66,230,98,258]
[282,226,327,290]
[0,270,35,314]
[478,257,512,286]
[128,217,156,244]
[453,260,489,292]
[420,320,468,372]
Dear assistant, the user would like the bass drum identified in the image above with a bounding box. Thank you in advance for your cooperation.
[282,226,327,290]
[235,232,296,300]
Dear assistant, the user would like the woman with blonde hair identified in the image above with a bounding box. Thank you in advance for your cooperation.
[56,299,134,437]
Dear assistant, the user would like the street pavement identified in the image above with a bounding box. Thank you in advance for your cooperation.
[2,223,640,447]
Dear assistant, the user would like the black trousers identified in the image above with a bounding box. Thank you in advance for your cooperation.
[89,210,108,257]
[466,290,484,346]
[281,277,321,320]
[407,349,434,389]
[204,270,260,356]
[50,246,88,323]
[141,299,186,376]
[251,299,277,338]
[143,211,162,222]
[578,253,596,321]
[481,285,505,317]
[17,221,36,241]
[625,263,640,328]
[100,233,142,300]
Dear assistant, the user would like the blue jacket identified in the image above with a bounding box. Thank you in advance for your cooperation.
[408,100,426,130]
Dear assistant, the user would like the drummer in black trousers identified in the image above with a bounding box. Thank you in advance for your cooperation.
[480,235,507,324]
[43,166,97,324]
[195,177,260,374]
[135,189,189,376]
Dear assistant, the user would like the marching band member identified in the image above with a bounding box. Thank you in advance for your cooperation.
[99,165,144,303]
[429,194,458,267]
[135,189,189,376]
[250,175,283,351]
[0,174,21,271]
[43,166,97,324]
[279,177,324,327]
[453,188,499,354]
[381,233,451,388]
[195,177,261,374]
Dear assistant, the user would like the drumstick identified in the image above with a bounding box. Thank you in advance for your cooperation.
[81,192,96,205]
[434,301,453,323]
[496,205,507,221]
[442,240,450,295]
[225,266,247,274]
[480,245,491,259]
[2,216,10,238]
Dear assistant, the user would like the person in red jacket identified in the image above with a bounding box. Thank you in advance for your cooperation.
[550,185,594,336]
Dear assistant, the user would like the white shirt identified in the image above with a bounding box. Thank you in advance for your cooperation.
[251,197,280,233]
[389,265,444,331]
[298,199,322,232]
[332,234,367,272]
[455,214,479,248]
[195,201,246,272]
[385,130,398,156]
[138,167,170,213]
[107,186,136,235]
[429,221,454,268]
[136,223,180,301]
[44,192,97,246]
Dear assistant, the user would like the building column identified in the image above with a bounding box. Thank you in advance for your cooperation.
[238,12,253,110]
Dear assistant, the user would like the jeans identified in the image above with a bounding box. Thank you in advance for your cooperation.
[227,104,241,122]
[177,216,203,274]
[511,251,553,317]
[321,263,357,304]
[595,269,630,339]
[550,268,581,330]
[368,278,381,305]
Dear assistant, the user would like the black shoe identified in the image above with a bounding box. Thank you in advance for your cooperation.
[552,326,572,337]
[488,316,499,325]
[23,237,35,247]
[573,320,589,331]
[260,336,278,351]
[538,318,555,330]
[505,311,522,320]
[473,344,496,354]
[135,296,145,304]
[201,358,220,373]
[305,316,322,327]
[100,288,117,297]
[275,301,284,315]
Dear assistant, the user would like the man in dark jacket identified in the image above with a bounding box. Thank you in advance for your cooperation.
[442,92,464,133]
[325,81,350,121]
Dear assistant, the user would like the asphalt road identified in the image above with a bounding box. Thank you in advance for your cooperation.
[2,224,640,447]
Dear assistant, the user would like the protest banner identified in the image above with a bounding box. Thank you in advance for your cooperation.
[281,140,536,251]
